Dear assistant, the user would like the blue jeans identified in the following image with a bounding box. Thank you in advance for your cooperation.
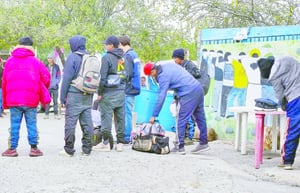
[125,96,135,142]
[9,107,38,149]
[187,117,195,139]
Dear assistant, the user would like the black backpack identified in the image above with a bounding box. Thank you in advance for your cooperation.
[183,60,210,95]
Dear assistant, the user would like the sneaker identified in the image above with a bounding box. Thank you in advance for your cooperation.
[116,143,123,152]
[278,163,293,170]
[59,150,73,157]
[284,164,293,170]
[170,146,186,155]
[184,137,194,146]
[43,115,49,119]
[191,144,210,154]
[29,148,43,157]
[2,149,18,157]
[54,115,60,120]
[93,142,110,152]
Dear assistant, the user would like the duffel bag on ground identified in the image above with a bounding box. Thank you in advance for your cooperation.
[132,135,170,154]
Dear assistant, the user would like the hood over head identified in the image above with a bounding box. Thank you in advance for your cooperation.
[69,35,86,53]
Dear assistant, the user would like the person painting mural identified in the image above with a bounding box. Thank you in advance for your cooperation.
[258,56,300,170]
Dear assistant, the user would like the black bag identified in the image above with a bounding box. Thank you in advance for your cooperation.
[132,123,170,154]
[183,60,210,95]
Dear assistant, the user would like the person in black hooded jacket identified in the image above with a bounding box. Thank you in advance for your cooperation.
[94,35,126,152]
[60,35,94,156]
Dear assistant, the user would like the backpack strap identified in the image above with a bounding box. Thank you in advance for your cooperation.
[72,51,85,78]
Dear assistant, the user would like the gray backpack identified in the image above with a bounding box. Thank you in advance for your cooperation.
[71,53,101,94]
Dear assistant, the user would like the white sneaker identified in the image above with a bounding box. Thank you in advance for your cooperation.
[59,150,73,157]
[43,115,49,119]
[116,143,123,152]
[93,142,110,152]
[54,115,60,120]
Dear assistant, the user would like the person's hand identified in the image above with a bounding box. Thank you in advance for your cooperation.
[149,117,155,124]
[97,95,102,101]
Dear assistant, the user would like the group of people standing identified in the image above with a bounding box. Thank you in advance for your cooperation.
[1,34,210,158]
[2,35,298,170]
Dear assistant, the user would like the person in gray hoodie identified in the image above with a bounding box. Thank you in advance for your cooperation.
[60,35,94,156]
[94,35,126,152]
[258,56,300,170]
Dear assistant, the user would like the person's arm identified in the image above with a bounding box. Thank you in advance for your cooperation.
[39,61,50,88]
[60,55,77,104]
[98,55,110,96]
[124,54,134,80]
[152,76,169,117]
[55,65,62,86]
[269,79,284,102]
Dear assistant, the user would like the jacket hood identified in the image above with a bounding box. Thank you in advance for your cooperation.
[269,56,298,81]
[69,35,86,53]
[11,45,35,58]
[107,48,123,59]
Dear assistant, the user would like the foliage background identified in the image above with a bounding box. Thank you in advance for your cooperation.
[0,0,299,62]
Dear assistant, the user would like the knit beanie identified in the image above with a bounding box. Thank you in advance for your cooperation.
[257,56,275,79]
[19,36,33,46]
[47,53,55,59]
[172,49,185,60]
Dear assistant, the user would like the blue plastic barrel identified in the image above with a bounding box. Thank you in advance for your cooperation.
[134,89,176,131]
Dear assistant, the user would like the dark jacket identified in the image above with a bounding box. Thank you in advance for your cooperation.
[60,35,87,104]
[181,60,210,95]
[98,48,124,95]
[47,63,61,90]
[124,49,141,96]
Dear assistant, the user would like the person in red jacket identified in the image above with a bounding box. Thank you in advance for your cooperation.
[1,36,50,157]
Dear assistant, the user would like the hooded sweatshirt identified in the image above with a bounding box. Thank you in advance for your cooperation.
[152,61,203,117]
[269,56,300,102]
[98,48,124,95]
[2,45,50,108]
[60,35,87,104]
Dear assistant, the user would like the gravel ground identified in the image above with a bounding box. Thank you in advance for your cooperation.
[0,113,299,193]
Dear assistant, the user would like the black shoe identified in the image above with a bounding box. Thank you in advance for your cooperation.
[108,134,114,150]
[92,127,102,146]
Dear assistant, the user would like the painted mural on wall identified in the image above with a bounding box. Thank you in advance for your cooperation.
[199,40,300,120]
